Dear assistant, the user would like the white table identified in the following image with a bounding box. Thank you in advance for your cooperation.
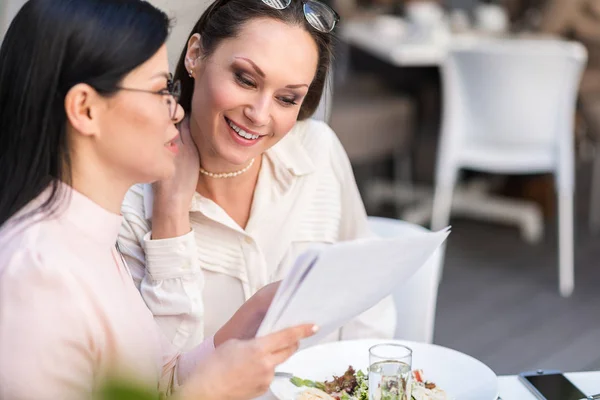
[340,20,446,67]
[259,371,600,399]
[339,19,489,68]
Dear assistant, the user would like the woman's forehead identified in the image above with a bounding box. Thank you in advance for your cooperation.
[212,18,319,79]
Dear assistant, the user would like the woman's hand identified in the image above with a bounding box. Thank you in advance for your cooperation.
[214,282,281,347]
[151,118,200,239]
[181,324,317,400]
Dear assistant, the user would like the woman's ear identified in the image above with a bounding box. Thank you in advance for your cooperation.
[185,34,203,78]
[64,83,102,139]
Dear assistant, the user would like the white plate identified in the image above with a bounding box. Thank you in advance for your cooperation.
[270,339,498,400]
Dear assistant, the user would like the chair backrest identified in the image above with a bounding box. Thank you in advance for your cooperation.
[441,38,587,150]
[367,216,443,343]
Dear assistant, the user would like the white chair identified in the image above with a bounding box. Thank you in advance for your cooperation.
[368,216,443,344]
[430,39,587,297]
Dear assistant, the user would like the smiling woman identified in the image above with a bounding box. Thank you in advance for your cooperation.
[186,17,318,169]
[118,0,397,354]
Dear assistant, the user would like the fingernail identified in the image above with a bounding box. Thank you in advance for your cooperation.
[311,325,319,333]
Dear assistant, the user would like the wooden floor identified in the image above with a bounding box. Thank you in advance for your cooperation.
[371,166,600,376]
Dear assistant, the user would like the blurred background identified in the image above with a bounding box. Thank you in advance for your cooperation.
[2,0,600,376]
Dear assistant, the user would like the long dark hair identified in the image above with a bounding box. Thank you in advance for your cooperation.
[0,0,171,228]
[174,0,335,121]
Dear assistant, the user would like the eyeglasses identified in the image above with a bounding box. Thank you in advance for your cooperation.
[116,74,182,120]
[261,0,340,33]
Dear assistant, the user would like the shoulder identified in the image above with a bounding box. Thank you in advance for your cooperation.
[288,118,338,152]
[0,220,79,300]
[0,214,60,264]
[284,119,348,168]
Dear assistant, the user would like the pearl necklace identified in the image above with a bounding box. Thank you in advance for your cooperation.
[199,158,255,179]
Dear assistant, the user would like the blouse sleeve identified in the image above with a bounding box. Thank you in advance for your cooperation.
[119,185,206,351]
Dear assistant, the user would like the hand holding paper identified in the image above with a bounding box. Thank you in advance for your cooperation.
[256,227,450,347]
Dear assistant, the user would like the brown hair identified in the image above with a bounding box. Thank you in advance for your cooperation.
[174,0,335,121]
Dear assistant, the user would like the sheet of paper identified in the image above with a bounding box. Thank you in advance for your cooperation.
[257,249,320,334]
[256,228,450,347]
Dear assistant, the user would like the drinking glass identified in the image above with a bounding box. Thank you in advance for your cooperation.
[368,344,412,400]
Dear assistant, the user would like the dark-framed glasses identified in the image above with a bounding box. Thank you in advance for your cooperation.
[261,0,340,33]
[116,74,181,120]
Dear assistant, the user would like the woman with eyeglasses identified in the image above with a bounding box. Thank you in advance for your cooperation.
[118,0,397,353]
[0,1,316,399]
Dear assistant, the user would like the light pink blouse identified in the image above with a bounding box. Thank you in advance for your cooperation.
[0,186,212,399]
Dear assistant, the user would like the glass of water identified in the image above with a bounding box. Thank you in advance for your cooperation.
[368,344,413,400]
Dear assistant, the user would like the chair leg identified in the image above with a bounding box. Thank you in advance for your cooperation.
[589,153,600,233]
[558,190,574,297]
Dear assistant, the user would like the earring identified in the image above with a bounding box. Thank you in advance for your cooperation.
[188,70,193,78]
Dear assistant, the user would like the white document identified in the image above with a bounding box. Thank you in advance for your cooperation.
[256,228,450,347]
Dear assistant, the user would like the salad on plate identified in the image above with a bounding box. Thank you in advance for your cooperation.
[291,366,450,400]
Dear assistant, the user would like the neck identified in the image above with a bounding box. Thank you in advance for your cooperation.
[196,157,261,230]
[68,152,133,216]
[199,157,256,179]
[196,156,262,201]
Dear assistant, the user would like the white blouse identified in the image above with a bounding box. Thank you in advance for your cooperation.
[119,119,397,351]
